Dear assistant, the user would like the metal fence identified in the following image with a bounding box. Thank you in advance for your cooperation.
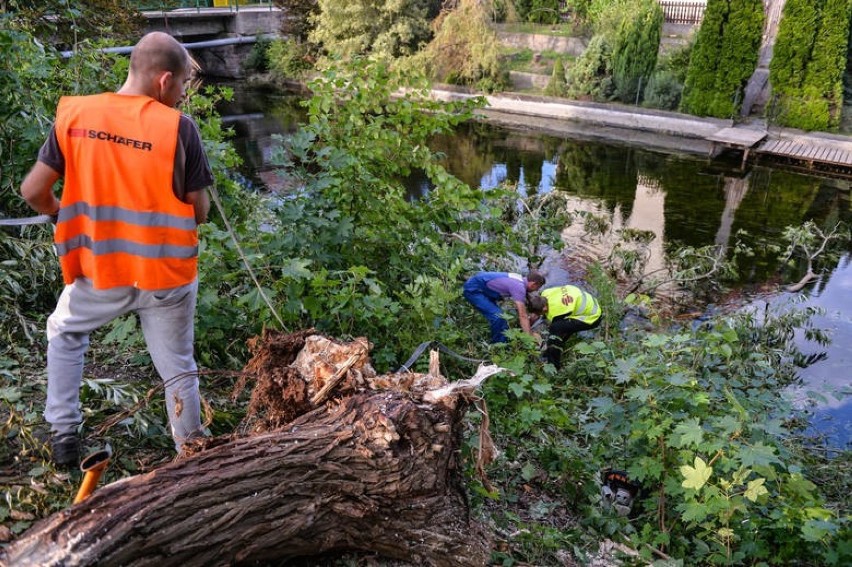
[659,0,707,25]
[132,1,274,11]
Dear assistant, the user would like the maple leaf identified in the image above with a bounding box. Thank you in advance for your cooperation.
[680,456,713,491]
[744,477,769,502]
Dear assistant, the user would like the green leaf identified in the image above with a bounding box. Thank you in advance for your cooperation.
[801,520,836,543]
[612,358,635,384]
[671,418,704,448]
[643,334,668,348]
[626,386,653,402]
[681,500,708,523]
[508,382,527,398]
[665,372,690,386]
[714,415,742,436]
[744,477,768,502]
[722,328,738,343]
[739,442,781,468]
[680,456,713,490]
[279,258,313,279]
[574,342,598,355]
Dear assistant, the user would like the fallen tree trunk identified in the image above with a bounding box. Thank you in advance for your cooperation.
[2,331,498,567]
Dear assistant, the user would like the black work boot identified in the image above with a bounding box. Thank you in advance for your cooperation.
[50,433,80,467]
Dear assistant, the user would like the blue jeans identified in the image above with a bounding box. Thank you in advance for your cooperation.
[463,288,508,343]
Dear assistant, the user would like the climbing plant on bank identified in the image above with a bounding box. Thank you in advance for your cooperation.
[680,0,764,118]
[768,0,852,131]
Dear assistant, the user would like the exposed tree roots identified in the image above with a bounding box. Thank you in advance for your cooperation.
[2,330,497,567]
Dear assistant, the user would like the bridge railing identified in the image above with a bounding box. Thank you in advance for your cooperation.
[132,1,275,11]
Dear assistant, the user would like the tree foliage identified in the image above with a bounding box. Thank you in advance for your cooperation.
[609,0,662,103]
[416,0,507,90]
[513,0,563,24]
[272,0,319,43]
[309,0,432,61]
[680,0,764,118]
[643,41,694,110]
[769,0,852,130]
[565,33,613,100]
[544,57,567,96]
[2,0,143,50]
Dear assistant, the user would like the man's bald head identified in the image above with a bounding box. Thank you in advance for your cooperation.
[129,32,190,81]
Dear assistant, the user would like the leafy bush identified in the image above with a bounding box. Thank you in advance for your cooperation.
[658,39,694,84]
[477,261,850,565]
[526,0,564,24]
[572,302,849,564]
[681,0,764,118]
[3,0,144,50]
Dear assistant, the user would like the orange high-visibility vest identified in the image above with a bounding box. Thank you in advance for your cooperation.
[53,93,198,290]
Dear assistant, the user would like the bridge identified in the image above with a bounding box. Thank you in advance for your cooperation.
[140,4,287,78]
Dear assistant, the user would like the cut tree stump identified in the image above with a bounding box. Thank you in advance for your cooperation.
[2,330,501,567]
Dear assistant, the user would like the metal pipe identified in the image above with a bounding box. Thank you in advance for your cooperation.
[59,34,275,58]
[73,445,112,504]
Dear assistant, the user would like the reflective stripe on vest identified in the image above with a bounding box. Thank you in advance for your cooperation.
[53,93,196,290]
[542,285,601,324]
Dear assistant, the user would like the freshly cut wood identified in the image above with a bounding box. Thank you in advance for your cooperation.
[1,330,498,567]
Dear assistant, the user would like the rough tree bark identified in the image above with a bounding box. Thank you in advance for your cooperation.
[1,330,498,567]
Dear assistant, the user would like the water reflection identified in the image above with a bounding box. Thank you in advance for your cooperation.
[787,255,852,448]
[215,84,851,447]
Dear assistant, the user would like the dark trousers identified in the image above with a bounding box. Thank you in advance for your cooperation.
[463,288,508,343]
[543,315,601,368]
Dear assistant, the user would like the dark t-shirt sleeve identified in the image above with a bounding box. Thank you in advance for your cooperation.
[174,114,214,199]
[37,127,64,174]
[37,115,213,201]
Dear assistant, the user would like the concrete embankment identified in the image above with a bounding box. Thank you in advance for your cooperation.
[430,88,731,156]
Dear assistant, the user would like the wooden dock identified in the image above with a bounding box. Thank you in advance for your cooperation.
[706,125,852,177]
[756,138,852,177]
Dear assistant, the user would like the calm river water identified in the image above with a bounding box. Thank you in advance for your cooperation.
[216,83,851,449]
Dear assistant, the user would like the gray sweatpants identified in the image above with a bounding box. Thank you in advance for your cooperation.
[45,277,202,451]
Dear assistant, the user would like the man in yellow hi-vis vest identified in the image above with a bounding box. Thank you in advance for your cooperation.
[529,285,602,369]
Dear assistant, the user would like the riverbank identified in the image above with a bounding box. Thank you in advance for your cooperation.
[429,87,852,169]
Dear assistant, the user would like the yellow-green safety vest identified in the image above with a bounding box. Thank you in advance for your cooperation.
[541,285,601,324]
